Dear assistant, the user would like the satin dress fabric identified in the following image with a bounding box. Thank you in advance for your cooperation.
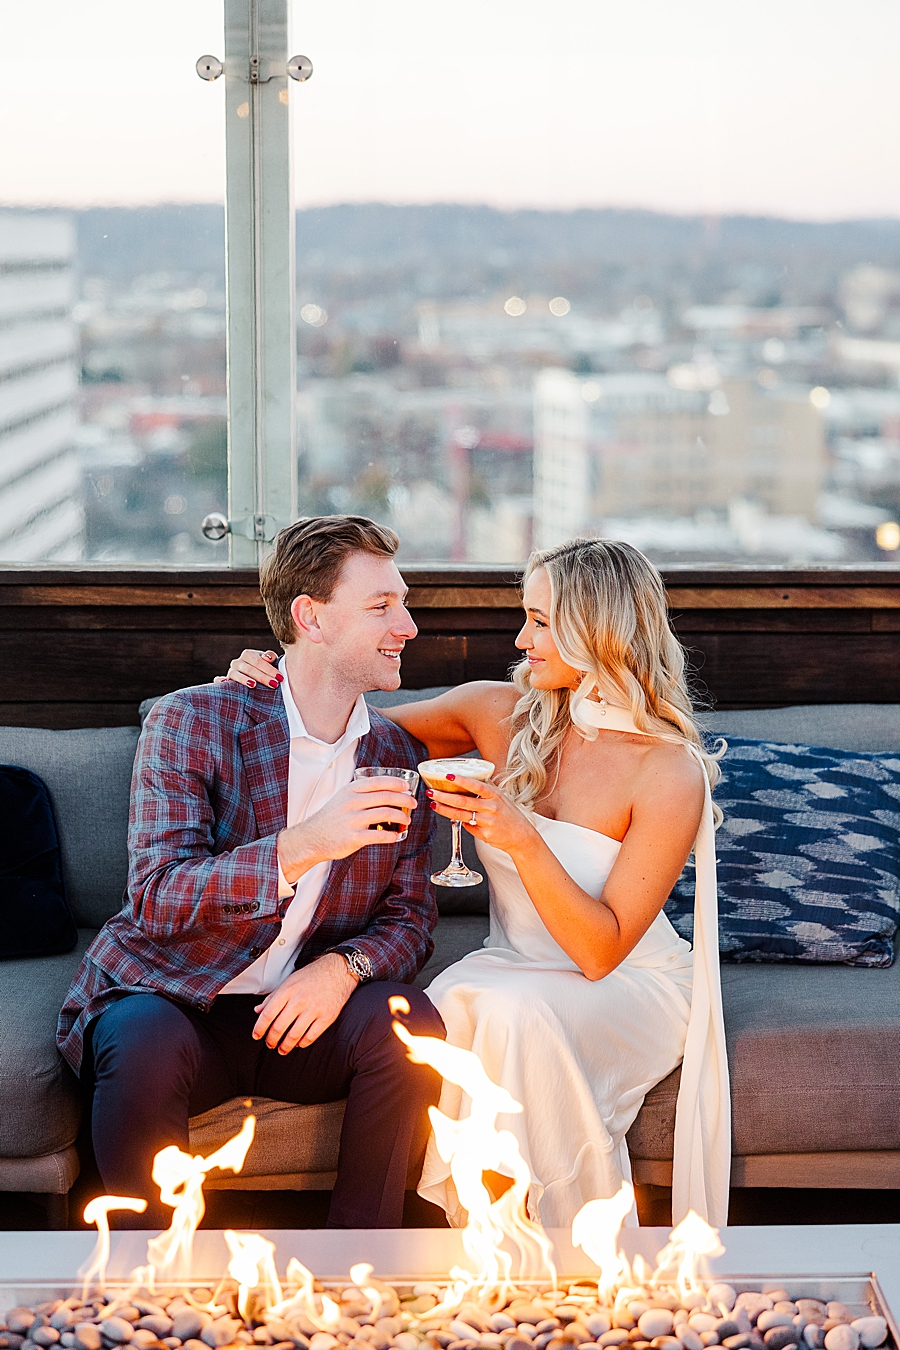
[419,704,731,1229]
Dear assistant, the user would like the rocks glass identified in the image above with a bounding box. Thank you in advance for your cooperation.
[417,757,495,887]
[352,766,419,841]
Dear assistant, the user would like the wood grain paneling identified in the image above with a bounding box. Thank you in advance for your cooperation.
[0,566,899,726]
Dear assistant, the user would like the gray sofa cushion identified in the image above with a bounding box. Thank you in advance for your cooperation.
[0,727,139,928]
[702,704,900,753]
[627,954,900,1159]
[0,929,97,1160]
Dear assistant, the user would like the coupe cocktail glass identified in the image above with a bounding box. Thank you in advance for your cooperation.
[417,756,495,886]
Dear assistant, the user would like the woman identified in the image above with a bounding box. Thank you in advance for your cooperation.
[221,537,730,1228]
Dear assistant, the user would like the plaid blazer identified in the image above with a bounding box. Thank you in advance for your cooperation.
[57,681,437,1073]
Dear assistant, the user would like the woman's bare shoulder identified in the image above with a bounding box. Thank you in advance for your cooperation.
[638,737,706,796]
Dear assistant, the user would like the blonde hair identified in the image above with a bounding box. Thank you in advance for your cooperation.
[498,538,723,822]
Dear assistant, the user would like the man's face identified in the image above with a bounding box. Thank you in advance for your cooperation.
[308,550,418,692]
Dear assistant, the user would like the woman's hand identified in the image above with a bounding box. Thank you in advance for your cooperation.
[214,648,281,689]
[427,773,538,858]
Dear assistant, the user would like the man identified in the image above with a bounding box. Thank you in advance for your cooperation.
[58,515,445,1229]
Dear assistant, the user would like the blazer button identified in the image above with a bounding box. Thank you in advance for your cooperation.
[250,901,260,911]
[249,946,263,958]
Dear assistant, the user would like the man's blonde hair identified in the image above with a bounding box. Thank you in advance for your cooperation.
[259,515,399,645]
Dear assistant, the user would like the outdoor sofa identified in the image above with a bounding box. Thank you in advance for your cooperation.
[3,692,900,1228]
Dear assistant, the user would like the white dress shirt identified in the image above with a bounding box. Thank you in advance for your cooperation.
[220,658,370,995]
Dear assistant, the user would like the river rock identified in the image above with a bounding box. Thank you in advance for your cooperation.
[699,1335,719,1347]
[73,1329,102,1350]
[102,1321,135,1345]
[136,1326,171,1342]
[171,1321,206,1346]
[490,1321,516,1335]
[33,1333,60,1347]
[393,1338,419,1350]
[587,1320,612,1340]
[638,1316,674,1341]
[676,1329,703,1350]
[598,1334,630,1348]
[722,1337,751,1350]
[735,1302,772,1328]
[849,1322,886,1350]
[8,1321,36,1339]
[688,1320,718,1336]
[447,1327,479,1345]
[757,1318,793,1334]
[823,1332,858,1350]
[708,1293,737,1317]
[802,1332,824,1350]
[763,1331,798,1350]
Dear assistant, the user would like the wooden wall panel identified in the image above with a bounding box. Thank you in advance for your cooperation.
[0,565,899,727]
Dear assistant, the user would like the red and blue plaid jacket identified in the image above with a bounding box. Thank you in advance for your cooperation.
[57,681,437,1073]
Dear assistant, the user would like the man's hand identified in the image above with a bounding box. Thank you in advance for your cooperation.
[253,952,358,1053]
[277,776,417,884]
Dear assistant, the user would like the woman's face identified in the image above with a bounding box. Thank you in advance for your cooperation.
[515,566,582,691]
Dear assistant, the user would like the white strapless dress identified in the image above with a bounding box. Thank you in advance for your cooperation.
[420,770,730,1229]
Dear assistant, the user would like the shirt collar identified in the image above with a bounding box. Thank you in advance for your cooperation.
[277,656,371,750]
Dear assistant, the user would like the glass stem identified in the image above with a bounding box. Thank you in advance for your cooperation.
[449,818,466,871]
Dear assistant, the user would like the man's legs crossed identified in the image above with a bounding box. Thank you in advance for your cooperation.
[87,994,235,1226]
[257,982,445,1228]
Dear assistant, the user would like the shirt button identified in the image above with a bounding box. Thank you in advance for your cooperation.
[249,946,263,958]
[278,938,286,945]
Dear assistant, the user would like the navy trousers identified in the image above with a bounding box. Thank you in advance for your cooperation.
[86,982,445,1229]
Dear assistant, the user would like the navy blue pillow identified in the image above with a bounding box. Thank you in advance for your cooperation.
[666,738,900,966]
[0,764,76,960]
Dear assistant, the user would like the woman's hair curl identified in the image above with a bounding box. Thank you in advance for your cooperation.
[498,537,723,824]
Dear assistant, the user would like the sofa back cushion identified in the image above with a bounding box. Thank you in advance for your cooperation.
[701,704,900,752]
[668,737,900,966]
[0,726,140,929]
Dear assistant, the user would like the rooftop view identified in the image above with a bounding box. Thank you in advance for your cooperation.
[4,0,900,566]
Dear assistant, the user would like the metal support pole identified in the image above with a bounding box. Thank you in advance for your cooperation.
[223,0,297,565]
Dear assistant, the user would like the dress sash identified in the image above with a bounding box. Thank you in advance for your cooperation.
[572,698,731,1225]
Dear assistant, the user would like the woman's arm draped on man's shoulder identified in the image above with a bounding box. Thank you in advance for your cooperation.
[379,680,519,760]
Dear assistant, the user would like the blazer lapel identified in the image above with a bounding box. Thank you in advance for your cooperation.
[238,689,290,839]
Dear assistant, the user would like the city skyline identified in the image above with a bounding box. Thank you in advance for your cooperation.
[2,0,900,220]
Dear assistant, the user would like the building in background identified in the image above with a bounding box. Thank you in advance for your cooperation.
[0,212,82,560]
[533,367,829,559]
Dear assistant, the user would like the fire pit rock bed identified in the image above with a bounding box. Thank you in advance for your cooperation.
[0,1285,891,1350]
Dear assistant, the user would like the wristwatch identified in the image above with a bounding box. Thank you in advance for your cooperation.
[334,945,373,983]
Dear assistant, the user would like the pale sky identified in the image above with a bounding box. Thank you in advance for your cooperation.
[2,0,899,220]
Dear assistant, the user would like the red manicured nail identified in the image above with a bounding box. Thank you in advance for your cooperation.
[446,773,455,781]
[247,679,256,688]
[425,789,434,797]
[269,680,279,688]
[429,802,437,809]
[275,673,284,683]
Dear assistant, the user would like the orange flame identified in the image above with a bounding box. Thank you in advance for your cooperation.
[571,1182,635,1304]
[392,1004,556,1310]
[225,1230,282,1320]
[266,1257,341,1331]
[654,1209,726,1299]
[145,1114,256,1283]
[80,1196,148,1298]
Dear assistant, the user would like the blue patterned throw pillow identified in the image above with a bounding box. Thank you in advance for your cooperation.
[666,738,900,966]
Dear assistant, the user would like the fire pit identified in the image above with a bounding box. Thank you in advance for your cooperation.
[3,1006,899,1350]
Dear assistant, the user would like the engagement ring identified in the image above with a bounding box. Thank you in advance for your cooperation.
[469,811,478,826]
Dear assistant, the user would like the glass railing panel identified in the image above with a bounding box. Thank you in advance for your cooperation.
[0,1,227,564]
[290,0,900,567]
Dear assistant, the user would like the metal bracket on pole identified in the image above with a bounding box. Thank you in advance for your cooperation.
[201,512,288,543]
